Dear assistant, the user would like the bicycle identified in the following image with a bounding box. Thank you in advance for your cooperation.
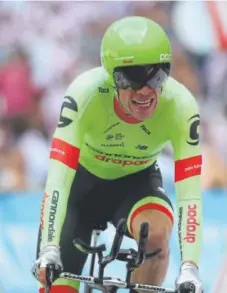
[41,218,195,293]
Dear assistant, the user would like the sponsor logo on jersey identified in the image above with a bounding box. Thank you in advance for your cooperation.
[40,193,49,231]
[58,96,78,128]
[101,142,124,147]
[50,147,65,156]
[48,191,59,242]
[184,204,200,243]
[103,122,120,134]
[95,154,151,167]
[175,155,202,182]
[160,53,171,62]
[50,138,80,170]
[187,114,200,146]
[140,124,151,135]
[98,87,109,94]
[86,142,160,160]
[136,144,148,150]
[106,133,124,140]
[178,206,183,259]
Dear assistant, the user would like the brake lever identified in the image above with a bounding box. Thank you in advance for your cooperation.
[45,264,61,293]
[45,264,54,293]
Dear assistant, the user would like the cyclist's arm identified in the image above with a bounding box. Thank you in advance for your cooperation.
[170,88,202,267]
[40,84,89,249]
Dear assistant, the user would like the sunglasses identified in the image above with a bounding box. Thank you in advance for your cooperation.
[113,64,170,90]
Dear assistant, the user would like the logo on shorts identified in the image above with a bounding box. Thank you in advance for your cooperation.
[157,187,165,194]
[155,162,159,170]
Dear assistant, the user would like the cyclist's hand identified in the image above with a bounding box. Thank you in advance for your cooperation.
[175,263,203,293]
[31,245,63,285]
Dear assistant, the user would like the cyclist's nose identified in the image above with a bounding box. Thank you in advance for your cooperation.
[136,86,153,95]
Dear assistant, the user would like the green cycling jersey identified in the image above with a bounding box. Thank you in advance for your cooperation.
[40,66,202,266]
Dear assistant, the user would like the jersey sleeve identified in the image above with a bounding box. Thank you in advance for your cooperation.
[170,87,202,267]
[39,82,90,248]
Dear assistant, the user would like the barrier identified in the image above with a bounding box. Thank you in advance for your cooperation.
[0,189,227,293]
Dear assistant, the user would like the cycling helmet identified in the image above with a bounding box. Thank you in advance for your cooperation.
[101,16,171,88]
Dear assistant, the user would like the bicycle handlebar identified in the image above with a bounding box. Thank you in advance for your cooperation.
[59,271,178,293]
[43,218,195,293]
[44,268,195,293]
[132,222,149,268]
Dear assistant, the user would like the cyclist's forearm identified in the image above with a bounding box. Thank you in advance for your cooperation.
[175,175,202,266]
[40,158,76,248]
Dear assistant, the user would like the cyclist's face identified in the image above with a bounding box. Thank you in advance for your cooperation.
[118,86,161,121]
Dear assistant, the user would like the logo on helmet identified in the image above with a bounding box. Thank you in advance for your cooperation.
[160,54,171,62]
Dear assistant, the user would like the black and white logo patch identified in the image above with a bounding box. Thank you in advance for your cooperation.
[58,96,78,128]
[187,114,200,146]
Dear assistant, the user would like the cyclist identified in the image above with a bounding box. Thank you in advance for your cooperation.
[32,16,203,293]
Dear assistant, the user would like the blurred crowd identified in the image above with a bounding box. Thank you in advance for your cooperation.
[0,1,226,193]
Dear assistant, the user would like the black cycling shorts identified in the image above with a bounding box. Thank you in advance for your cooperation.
[36,162,173,277]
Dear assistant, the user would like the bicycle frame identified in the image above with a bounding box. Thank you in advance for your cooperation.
[85,228,102,293]
[44,218,195,293]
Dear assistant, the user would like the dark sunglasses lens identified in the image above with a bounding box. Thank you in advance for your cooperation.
[113,71,134,89]
[146,68,169,88]
[113,64,170,90]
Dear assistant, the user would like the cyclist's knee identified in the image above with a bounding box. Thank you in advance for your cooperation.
[145,227,170,259]
[131,210,173,259]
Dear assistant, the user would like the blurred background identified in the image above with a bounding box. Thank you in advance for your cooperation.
[0,1,226,293]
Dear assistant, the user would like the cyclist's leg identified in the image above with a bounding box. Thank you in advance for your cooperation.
[112,163,174,292]
[36,165,103,293]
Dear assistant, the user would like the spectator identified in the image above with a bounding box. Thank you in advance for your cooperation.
[0,47,39,119]
[0,1,225,192]
[15,99,50,191]
[0,118,25,192]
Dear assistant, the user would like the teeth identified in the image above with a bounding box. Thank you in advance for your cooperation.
[136,101,149,104]
[133,99,153,104]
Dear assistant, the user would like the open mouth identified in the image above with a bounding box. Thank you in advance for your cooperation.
[132,98,155,107]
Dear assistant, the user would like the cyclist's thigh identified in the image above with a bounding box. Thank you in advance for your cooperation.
[37,164,102,292]
[112,162,174,237]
